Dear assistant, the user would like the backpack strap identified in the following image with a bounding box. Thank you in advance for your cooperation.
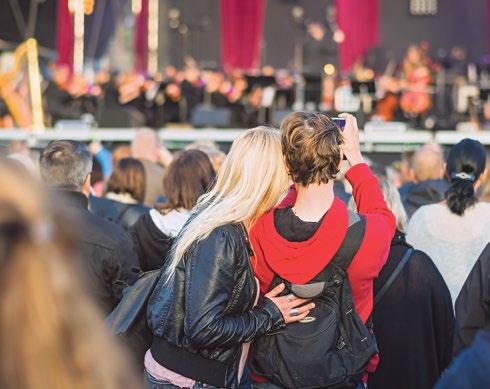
[374,248,413,305]
[328,212,366,271]
[270,211,365,295]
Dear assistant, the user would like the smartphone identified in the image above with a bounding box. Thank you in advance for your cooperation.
[332,117,346,131]
[332,117,347,160]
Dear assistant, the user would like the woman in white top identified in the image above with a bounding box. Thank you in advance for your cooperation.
[407,138,490,303]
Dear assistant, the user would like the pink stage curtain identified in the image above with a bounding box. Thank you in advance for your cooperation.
[336,0,379,71]
[134,0,149,74]
[56,0,74,71]
[488,0,490,52]
[220,0,265,71]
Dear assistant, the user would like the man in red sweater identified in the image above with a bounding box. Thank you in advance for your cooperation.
[249,111,396,387]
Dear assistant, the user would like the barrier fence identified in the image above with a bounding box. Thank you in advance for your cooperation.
[1,128,490,152]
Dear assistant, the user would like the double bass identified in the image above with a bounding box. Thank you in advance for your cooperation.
[375,59,399,121]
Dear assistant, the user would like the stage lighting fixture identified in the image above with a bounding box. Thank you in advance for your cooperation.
[169,19,180,29]
[178,24,189,35]
[168,8,181,20]
[324,64,336,76]
[291,6,304,21]
[410,0,437,15]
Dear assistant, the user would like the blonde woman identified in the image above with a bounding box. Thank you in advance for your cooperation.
[144,127,315,389]
[0,160,142,389]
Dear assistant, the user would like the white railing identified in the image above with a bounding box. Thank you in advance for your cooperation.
[1,128,489,151]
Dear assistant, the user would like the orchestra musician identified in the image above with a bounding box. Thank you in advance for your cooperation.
[399,44,433,121]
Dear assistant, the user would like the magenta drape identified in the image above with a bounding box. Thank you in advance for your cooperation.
[220,0,265,71]
[134,0,149,74]
[55,0,74,71]
[488,0,490,52]
[336,0,379,71]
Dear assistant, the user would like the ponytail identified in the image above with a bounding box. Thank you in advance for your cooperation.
[444,138,487,216]
[445,176,477,216]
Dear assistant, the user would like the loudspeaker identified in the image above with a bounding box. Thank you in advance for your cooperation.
[191,104,232,128]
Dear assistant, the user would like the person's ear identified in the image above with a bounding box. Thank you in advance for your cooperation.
[82,174,91,197]
[338,151,345,169]
[283,156,291,177]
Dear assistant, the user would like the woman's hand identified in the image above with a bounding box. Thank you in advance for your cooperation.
[265,283,315,324]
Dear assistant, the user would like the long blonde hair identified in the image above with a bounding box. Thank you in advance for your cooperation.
[166,126,289,278]
[0,160,142,389]
[348,174,408,233]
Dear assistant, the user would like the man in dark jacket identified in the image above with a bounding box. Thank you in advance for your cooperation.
[370,232,454,389]
[453,243,490,355]
[435,244,490,389]
[40,140,140,314]
[401,144,448,218]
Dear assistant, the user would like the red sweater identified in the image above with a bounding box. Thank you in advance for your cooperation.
[250,163,396,323]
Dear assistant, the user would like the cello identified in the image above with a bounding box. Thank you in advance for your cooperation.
[399,65,432,115]
[399,45,432,116]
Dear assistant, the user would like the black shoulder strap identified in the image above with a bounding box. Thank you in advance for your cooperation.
[328,213,366,271]
[374,248,413,305]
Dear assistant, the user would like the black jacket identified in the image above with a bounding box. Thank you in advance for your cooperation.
[453,243,490,356]
[147,223,285,388]
[402,179,448,218]
[89,195,150,229]
[130,212,174,271]
[62,191,141,313]
[369,232,454,389]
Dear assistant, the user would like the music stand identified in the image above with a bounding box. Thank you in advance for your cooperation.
[245,76,276,93]
[480,89,490,102]
[304,74,322,105]
[351,81,376,95]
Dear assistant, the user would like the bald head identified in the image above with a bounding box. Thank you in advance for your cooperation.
[411,144,444,182]
[131,128,159,163]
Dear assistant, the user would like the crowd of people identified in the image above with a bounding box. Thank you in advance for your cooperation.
[1,42,488,131]
[0,111,489,389]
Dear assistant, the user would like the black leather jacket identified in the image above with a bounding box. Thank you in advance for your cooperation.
[147,223,285,388]
[60,191,141,313]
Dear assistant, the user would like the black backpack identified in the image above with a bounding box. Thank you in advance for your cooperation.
[251,213,378,389]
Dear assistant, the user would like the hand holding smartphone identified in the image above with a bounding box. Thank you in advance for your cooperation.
[332,118,346,131]
[337,113,363,167]
[332,117,347,160]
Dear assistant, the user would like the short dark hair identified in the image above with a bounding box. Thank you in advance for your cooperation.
[39,140,92,191]
[281,111,342,186]
[106,158,146,203]
[162,149,216,210]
